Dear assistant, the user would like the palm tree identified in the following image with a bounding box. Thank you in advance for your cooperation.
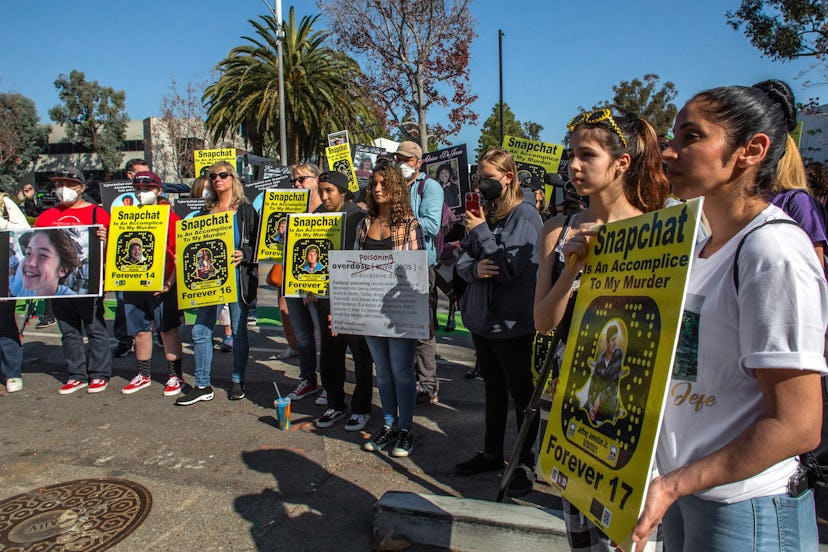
[204,8,384,164]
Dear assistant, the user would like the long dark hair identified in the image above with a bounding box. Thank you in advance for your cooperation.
[568,112,669,212]
[690,79,795,195]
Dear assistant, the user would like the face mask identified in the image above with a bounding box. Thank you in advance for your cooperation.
[55,187,78,204]
[201,188,210,199]
[478,177,503,201]
[137,191,158,205]
[399,163,416,180]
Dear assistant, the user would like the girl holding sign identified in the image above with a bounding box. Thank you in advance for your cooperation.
[633,82,827,550]
[357,160,424,457]
[533,110,668,549]
[176,162,259,406]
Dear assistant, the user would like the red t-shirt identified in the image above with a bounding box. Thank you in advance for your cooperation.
[35,203,111,229]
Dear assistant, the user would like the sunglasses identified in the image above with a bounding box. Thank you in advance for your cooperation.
[132,176,159,185]
[567,108,628,148]
[208,172,231,181]
[290,175,315,184]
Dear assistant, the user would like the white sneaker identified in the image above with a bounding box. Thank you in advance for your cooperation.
[5,378,22,393]
[344,413,371,432]
[315,389,328,406]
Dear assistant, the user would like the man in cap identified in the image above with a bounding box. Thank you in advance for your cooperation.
[120,171,185,398]
[394,141,442,406]
[36,167,113,394]
[312,171,374,431]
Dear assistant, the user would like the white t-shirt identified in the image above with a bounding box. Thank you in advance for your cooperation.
[657,204,828,503]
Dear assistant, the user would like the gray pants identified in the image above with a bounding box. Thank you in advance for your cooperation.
[415,266,438,393]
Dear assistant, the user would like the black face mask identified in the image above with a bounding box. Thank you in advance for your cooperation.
[478,177,503,201]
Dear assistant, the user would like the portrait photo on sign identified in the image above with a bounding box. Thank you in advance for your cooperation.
[264,214,288,247]
[427,159,461,209]
[114,232,155,271]
[560,295,661,469]
[2,226,102,299]
[181,239,228,289]
[291,239,331,278]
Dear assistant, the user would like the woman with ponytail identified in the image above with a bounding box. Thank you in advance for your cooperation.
[633,81,827,551]
[534,110,668,550]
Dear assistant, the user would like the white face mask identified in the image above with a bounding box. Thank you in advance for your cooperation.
[201,188,210,199]
[55,187,78,204]
[399,163,416,180]
[137,190,158,205]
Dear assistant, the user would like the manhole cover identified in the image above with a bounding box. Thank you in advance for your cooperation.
[0,478,151,551]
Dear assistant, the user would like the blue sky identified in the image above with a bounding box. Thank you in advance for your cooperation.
[0,0,822,154]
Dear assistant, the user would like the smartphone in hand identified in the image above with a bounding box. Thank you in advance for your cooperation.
[465,192,481,217]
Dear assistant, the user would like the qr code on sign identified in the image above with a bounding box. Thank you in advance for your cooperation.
[601,508,612,528]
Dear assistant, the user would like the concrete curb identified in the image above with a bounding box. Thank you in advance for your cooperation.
[373,491,570,551]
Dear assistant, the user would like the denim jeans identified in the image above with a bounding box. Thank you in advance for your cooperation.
[286,297,318,383]
[365,335,417,431]
[0,301,21,380]
[192,301,250,387]
[662,490,818,551]
[53,296,112,382]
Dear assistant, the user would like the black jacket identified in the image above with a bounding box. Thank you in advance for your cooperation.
[199,202,259,306]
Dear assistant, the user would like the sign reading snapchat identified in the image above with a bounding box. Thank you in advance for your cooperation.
[282,213,344,298]
[193,148,237,179]
[174,212,236,309]
[537,198,702,551]
[256,189,310,262]
[325,143,359,192]
[502,135,565,181]
[105,206,170,292]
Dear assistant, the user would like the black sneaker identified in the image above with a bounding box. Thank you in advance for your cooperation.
[175,386,214,406]
[112,340,134,358]
[363,425,398,452]
[229,382,245,401]
[390,430,414,457]
[464,365,480,379]
[315,408,347,428]
[455,452,504,476]
[35,316,56,329]
[507,465,535,498]
[415,389,438,407]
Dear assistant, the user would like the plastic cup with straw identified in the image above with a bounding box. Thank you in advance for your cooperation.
[273,382,291,430]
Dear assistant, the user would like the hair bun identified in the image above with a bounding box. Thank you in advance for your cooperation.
[752,79,797,132]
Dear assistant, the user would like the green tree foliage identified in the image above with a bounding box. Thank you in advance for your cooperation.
[203,8,383,165]
[594,74,678,136]
[476,102,543,160]
[49,70,128,178]
[0,93,48,192]
[318,0,478,150]
[727,0,828,60]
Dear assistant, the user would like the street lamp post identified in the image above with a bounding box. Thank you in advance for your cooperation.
[498,29,504,146]
[262,0,288,164]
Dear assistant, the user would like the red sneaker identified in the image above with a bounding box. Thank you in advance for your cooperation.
[163,376,182,397]
[122,375,151,395]
[87,379,108,393]
[287,379,320,400]
[59,379,88,395]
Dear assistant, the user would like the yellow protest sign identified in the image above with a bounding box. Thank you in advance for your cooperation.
[325,143,359,192]
[256,189,310,262]
[175,212,237,309]
[282,213,345,298]
[194,148,237,178]
[105,205,171,292]
[538,199,702,551]
[502,135,564,179]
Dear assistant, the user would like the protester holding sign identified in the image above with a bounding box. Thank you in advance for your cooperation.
[534,109,669,549]
[453,149,543,496]
[35,167,112,395]
[120,172,184,397]
[177,162,259,406]
[632,82,828,550]
[357,161,424,457]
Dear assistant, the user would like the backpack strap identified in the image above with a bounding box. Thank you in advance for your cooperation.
[733,218,800,291]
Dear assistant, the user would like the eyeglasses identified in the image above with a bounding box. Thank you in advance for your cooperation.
[132,176,159,185]
[290,175,316,184]
[208,172,231,181]
[567,108,628,148]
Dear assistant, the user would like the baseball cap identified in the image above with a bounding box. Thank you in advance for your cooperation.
[50,167,85,185]
[395,141,422,160]
[132,171,163,187]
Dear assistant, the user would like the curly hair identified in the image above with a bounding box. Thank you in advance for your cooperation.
[366,163,414,226]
